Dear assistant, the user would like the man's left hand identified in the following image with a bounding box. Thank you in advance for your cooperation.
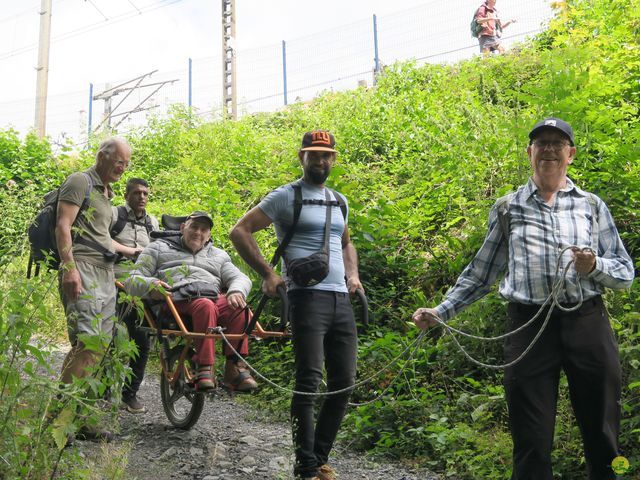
[226,292,246,309]
[346,276,363,296]
[573,248,596,274]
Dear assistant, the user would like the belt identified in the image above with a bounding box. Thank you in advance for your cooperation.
[509,295,602,313]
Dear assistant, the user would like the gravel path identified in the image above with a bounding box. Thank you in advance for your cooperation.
[70,366,442,480]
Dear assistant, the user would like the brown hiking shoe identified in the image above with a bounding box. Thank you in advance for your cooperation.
[316,464,337,480]
[223,359,258,392]
[121,395,146,414]
[195,366,216,392]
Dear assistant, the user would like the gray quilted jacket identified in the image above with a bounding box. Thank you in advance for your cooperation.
[124,235,252,300]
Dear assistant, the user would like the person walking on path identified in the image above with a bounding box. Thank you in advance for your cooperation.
[475,0,516,55]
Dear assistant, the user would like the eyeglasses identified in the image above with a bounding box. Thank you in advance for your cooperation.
[532,139,570,150]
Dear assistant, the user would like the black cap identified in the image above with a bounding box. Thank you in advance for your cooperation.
[529,117,575,146]
[185,211,213,228]
[300,130,338,153]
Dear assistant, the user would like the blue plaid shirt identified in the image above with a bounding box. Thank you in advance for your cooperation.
[436,178,635,321]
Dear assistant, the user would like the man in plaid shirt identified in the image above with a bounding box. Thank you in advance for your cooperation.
[413,117,634,480]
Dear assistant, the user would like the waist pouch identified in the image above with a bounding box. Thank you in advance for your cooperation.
[285,251,329,287]
[171,281,219,302]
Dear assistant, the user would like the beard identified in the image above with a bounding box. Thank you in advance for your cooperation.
[307,166,330,184]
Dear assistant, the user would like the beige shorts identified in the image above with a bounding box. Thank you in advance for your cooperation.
[59,260,116,345]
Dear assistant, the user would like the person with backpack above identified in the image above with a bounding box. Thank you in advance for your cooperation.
[412,118,634,479]
[230,130,363,480]
[474,0,516,56]
[57,137,131,441]
[110,178,159,414]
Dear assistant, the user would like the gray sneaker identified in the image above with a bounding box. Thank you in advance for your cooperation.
[121,395,146,414]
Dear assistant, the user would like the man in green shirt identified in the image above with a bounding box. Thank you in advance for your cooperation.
[56,138,130,439]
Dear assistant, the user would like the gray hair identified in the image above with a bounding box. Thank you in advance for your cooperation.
[96,137,129,162]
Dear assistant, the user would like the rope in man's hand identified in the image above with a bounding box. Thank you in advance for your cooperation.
[413,245,595,370]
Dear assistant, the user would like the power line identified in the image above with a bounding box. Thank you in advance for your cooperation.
[0,0,186,61]
[85,0,109,22]
[0,0,69,25]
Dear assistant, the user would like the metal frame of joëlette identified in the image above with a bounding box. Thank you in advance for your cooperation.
[115,281,289,388]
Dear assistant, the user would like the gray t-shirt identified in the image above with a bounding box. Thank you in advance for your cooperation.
[258,180,348,292]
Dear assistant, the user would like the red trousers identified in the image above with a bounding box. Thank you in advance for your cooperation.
[172,296,250,366]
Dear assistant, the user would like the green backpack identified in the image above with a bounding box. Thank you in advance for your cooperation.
[470,8,484,38]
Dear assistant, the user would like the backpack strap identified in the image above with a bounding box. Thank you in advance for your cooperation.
[495,192,514,264]
[110,205,129,238]
[72,173,118,262]
[144,214,155,234]
[269,181,303,267]
[495,193,513,241]
[79,172,93,216]
[586,193,599,252]
[328,188,347,221]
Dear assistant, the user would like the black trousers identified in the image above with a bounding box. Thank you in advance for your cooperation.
[118,302,150,399]
[504,296,621,480]
[288,290,358,479]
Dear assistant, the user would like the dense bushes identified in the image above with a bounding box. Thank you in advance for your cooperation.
[0,0,638,477]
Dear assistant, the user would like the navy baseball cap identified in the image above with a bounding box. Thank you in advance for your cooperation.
[529,117,575,146]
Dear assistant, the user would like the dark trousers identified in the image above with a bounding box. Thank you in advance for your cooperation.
[288,290,358,479]
[119,303,150,399]
[504,296,621,480]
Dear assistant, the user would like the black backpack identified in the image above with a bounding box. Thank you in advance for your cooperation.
[110,205,155,238]
[27,173,93,278]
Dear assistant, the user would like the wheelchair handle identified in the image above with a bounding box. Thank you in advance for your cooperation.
[244,284,289,335]
[277,285,289,332]
[354,288,370,328]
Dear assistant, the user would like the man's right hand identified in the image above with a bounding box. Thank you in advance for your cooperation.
[262,272,285,297]
[412,308,441,330]
[149,280,172,300]
[62,267,82,302]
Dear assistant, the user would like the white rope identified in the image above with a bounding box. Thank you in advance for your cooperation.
[431,245,592,369]
[217,328,427,399]
[213,245,592,401]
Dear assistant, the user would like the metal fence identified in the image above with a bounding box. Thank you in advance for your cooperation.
[0,0,555,146]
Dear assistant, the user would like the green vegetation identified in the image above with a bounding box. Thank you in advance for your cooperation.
[0,0,638,477]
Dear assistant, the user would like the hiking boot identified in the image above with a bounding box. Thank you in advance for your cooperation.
[121,395,146,414]
[223,359,258,393]
[316,464,337,480]
[195,365,216,392]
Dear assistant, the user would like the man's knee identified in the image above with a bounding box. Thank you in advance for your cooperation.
[191,298,218,315]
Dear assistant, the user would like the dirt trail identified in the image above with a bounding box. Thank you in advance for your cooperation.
[71,367,442,480]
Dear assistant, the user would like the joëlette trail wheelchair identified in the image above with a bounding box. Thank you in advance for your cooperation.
[116,280,289,430]
[115,214,290,430]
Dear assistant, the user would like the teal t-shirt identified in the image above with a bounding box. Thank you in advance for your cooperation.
[258,180,348,293]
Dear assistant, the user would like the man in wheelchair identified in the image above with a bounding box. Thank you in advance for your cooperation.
[124,211,258,392]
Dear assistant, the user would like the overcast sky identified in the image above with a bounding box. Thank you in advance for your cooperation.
[0,0,553,143]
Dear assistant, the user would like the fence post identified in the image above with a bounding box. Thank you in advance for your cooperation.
[282,40,288,106]
[373,14,381,84]
[188,57,193,108]
[88,82,93,138]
